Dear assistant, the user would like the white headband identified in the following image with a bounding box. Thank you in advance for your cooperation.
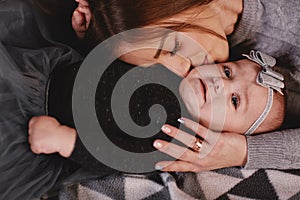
[242,50,285,136]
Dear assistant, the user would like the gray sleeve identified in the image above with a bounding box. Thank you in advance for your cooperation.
[244,128,300,169]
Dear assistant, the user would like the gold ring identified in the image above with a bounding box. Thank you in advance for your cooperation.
[191,138,203,152]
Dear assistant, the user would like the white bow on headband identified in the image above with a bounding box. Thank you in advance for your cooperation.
[242,50,285,95]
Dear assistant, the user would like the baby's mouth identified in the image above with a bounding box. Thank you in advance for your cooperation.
[199,78,207,102]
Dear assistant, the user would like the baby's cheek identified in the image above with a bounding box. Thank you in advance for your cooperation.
[198,105,214,129]
[224,113,249,134]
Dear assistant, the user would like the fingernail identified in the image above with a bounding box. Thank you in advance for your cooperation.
[177,118,185,124]
[161,125,171,133]
[155,165,163,170]
[154,141,163,148]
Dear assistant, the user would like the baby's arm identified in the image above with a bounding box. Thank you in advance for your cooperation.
[72,0,91,39]
[28,116,76,157]
[28,116,117,177]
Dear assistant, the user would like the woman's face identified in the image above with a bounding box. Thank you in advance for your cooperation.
[179,59,270,133]
[119,5,229,77]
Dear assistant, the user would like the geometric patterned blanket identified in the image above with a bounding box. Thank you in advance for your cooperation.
[58,168,300,200]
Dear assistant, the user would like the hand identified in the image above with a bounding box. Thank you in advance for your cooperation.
[72,0,91,39]
[153,118,247,172]
[28,116,76,157]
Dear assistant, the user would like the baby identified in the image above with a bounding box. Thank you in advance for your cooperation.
[179,50,285,135]
[28,50,285,169]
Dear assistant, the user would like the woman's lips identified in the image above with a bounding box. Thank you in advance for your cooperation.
[203,55,209,65]
[193,55,209,67]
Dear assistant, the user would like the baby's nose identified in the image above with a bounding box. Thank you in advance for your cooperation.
[213,77,224,93]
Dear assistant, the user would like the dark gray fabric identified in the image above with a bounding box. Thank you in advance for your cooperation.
[0,0,82,199]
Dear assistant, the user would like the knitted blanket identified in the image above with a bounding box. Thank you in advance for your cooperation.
[58,168,300,200]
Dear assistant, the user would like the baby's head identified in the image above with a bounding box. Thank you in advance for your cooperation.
[179,51,285,135]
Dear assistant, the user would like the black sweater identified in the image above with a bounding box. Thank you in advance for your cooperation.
[47,60,187,177]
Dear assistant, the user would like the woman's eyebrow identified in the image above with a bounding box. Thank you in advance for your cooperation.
[153,35,167,59]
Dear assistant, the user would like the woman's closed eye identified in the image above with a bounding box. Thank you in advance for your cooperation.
[231,93,239,109]
[170,37,180,56]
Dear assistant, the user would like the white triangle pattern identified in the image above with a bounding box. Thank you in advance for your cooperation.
[197,171,242,200]
[266,170,300,200]
[241,169,258,179]
[77,184,114,200]
[124,176,164,200]
[227,194,257,200]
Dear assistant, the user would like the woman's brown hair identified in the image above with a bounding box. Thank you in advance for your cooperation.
[86,0,217,47]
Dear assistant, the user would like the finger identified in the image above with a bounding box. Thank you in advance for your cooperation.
[78,6,90,17]
[28,122,31,135]
[77,6,91,28]
[161,125,198,148]
[155,161,200,172]
[72,10,87,39]
[28,117,37,128]
[153,139,199,163]
[84,10,91,27]
[28,135,32,144]
[179,117,209,139]
[30,144,41,154]
[28,127,32,135]
[72,9,86,26]
[32,149,41,154]
[76,0,89,6]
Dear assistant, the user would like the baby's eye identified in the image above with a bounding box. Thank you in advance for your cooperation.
[231,93,239,109]
[224,66,231,78]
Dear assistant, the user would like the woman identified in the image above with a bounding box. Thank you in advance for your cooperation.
[72,0,300,170]
[28,52,286,172]
[29,51,294,200]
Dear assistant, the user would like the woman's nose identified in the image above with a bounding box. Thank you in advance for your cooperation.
[160,54,191,77]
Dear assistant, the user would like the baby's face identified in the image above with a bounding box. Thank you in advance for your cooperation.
[179,59,269,133]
